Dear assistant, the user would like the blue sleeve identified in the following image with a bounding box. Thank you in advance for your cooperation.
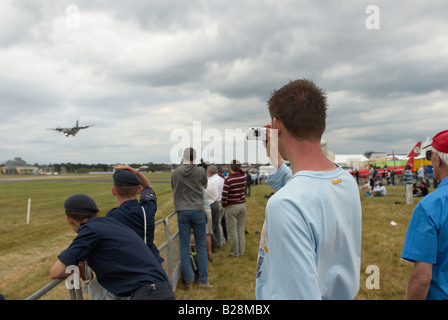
[264,196,321,299]
[140,186,157,204]
[140,187,164,263]
[58,225,100,266]
[401,203,438,264]
[265,163,292,191]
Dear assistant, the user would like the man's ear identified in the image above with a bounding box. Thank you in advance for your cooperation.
[66,216,77,230]
[137,185,143,195]
[272,117,284,136]
[433,152,441,169]
[111,186,117,196]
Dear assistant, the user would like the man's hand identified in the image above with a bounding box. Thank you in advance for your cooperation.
[114,164,134,172]
[50,260,69,279]
[114,164,151,188]
[263,124,283,169]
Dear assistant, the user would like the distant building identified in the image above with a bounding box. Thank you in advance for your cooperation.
[4,157,27,169]
[2,157,38,174]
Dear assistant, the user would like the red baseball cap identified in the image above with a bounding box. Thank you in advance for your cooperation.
[424,129,448,153]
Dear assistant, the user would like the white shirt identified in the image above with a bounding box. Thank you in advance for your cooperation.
[209,173,224,202]
[205,177,218,204]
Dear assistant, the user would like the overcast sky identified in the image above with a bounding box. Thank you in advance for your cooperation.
[1,0,448,165]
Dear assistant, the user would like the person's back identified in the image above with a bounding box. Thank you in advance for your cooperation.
[171,164,207,211]
[106,167,162,263]
[171,148,211,288]
[51,194,175,300]
[256,164,361,299]
[65,216,168,295]
[402,177,448,299]
[255,79,362,300]
[107,190,161,262]
[404,168,413,184]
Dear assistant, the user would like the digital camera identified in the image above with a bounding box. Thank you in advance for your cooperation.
[245,127,267,141]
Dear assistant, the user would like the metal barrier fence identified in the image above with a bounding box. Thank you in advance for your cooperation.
[25,212,180,300]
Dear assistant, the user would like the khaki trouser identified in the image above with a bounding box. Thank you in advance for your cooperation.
[225,203,246,257]
[218,201,226,246]
[406,184,413,205]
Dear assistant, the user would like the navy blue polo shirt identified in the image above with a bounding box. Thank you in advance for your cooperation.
[58,216,168,296]
[106,186,163,263]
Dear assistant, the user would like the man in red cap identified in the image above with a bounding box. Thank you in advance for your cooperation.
[402,129,448,299]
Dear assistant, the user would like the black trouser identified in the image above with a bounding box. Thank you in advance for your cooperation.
[210,201,221,249]
[130,282,175,300]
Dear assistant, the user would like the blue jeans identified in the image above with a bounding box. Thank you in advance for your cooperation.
[177,210,208,284]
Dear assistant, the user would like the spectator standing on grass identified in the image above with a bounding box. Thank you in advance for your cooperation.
[106,165,162,263]
[50,194,175,300]
[389,169,395,185]
[417,165,425,183]
[404,165,414,205]
[205,166,221,252]
[424,165,431,188]
[208,165,226,247]
[245,170,252,197]
[402,129,448,299]
[255,79,362,300]
[203,190,213,261]
[221,160,247,258]
[171,148,212,288]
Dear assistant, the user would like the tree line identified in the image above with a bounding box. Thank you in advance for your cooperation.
[49,162,174,174]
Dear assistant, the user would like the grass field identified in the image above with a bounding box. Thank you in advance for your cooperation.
[0,173,426,300]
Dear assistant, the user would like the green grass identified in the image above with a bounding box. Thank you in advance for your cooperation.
[0,175,174,300]
[0,175,427,300]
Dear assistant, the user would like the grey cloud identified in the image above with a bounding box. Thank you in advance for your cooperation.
[1,0,448,164]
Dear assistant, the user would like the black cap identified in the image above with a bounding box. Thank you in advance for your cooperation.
[64,194,99,212]
[113,170,141,186]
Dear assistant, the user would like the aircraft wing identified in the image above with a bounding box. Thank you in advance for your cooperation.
[78,125,93,129]
[47,127,64,132]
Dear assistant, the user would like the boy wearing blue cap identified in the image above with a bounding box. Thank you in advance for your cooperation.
[107,165,163,263]
[50,194,175,300]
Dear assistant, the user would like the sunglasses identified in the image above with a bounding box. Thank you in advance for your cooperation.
[426,150,432,161]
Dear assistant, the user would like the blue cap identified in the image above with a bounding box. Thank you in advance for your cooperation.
[113,170,141,186]
[64,194,99,212]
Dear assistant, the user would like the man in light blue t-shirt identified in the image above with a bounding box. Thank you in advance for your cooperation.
[402,129,448,299]
[255,79,362,300]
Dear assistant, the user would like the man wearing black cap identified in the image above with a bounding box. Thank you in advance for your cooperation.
[106,164,162,263]
[402,129,448,299]
[50,194,175,300]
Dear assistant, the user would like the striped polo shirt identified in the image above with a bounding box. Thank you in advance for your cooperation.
[221,169,247,207]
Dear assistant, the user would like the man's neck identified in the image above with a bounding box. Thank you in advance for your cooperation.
[283,138,336,175]
[117,196,137,205]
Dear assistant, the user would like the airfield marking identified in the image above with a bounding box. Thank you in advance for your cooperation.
[0,176,170,184]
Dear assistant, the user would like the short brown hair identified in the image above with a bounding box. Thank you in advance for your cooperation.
[230,160,241,172]
[114,185,140,198]
[65,210,97,222]
[183,148,196,162]
[268,79,327,141]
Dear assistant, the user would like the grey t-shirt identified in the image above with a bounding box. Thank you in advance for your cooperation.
[171,164,207,211]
